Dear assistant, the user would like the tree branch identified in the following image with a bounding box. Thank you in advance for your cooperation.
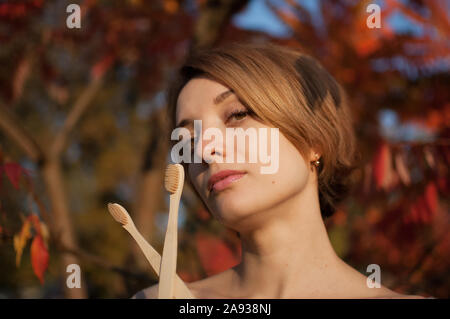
[50,77,104,157]
[0,104,45,163]
[55,241,155,283]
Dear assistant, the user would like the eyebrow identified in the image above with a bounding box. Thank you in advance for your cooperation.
[213,89,234,105]
[175,89,234,128]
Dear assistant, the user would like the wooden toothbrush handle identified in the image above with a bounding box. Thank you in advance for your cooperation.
[158,194,180,299]
[124,222,194,298]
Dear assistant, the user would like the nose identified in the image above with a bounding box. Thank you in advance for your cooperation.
[193,123,225,164]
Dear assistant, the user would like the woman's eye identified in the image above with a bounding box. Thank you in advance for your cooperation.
[227,110,249,123]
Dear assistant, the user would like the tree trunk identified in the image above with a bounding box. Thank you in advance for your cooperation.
[131,168,166,270]
[128,107,169,272]
[41,160,88,298]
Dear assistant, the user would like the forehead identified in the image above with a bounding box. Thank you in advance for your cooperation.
[176,77,230,122]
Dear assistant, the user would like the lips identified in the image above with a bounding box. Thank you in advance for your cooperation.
[208,170,246,193]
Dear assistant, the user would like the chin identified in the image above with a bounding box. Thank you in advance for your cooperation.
[207,189,253,222]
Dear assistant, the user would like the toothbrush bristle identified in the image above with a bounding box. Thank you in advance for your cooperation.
[165,164,183,194]
[107,203,129,225]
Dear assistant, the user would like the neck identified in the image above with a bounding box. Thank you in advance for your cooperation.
[230,182,342,298]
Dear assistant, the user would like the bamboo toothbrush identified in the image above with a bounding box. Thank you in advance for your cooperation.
[107,202,194,299]
[158,163,184,299]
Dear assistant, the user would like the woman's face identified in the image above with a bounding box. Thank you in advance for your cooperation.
[175,77,315,232]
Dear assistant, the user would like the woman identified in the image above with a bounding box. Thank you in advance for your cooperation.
[134,42,425,299]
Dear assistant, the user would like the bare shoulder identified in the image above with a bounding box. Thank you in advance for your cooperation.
[359,284,427,299]
[185,272,232,298]
[337,261,429,299]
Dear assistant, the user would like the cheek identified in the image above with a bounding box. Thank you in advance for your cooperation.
[209,136,310,224]
[252,135,310,205]
[276,137,310,192]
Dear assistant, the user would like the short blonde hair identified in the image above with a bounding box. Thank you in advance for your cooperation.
[166,42,361,218]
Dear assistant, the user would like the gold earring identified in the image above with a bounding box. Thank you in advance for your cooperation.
[311,155,320,168]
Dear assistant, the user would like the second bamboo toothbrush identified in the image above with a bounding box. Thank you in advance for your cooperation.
[158,163,184,299]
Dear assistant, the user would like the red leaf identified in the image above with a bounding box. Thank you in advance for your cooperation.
[195,233,239,276]
[32,0,43,8]
[409,201,420,224]
[436,177,448,193]
[423,182,438,220]
[178,271,200,283]
[30,235,49,285]
[416,197,430,224]
[196,208,211,221]
[2,163,22,189]
[406,183,437,225]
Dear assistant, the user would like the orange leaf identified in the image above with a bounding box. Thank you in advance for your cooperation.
[13,219,31,267]
[31,235,49,285]
[372,142,393,190]
[163,0,179,14]
[91,54,115,81]
[355,36,380,57]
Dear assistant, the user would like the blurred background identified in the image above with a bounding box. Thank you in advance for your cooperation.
[0,0,448,298]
